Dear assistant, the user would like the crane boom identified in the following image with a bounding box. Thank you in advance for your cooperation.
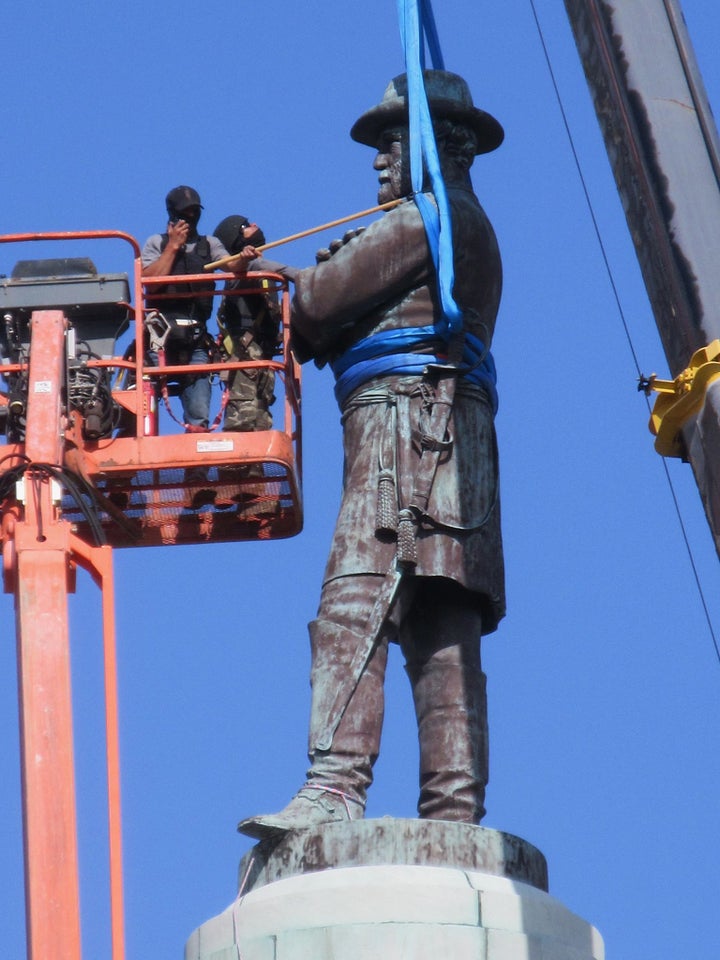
[564,0,720,556]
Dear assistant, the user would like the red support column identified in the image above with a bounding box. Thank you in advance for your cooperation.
[15,531,81,960]
[13,311,83,960]
[71,537,126,960]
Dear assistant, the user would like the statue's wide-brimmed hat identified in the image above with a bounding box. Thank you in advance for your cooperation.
[351,70,504,155]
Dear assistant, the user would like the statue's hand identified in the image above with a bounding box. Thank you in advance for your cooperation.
[315,227,366,264]
[342,226,366,244]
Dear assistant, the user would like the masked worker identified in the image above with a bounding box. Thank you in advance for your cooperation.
[142,186,253,431]
[213,216,297,433]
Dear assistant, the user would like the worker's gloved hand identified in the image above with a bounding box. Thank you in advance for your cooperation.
[315,227,366,264]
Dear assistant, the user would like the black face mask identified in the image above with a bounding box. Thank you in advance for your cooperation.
[170,208,201,233]
[230,224,266,254]
[243,226,266,250]
[224,220,250,254]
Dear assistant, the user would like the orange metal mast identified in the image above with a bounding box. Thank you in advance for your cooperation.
[12,310,85,960]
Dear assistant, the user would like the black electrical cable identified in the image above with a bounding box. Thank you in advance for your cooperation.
[2,461,108,546]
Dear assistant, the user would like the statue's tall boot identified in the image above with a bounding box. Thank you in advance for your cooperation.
[404,596,488,823]
[238,618,387,839]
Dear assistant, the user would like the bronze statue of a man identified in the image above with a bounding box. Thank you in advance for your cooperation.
[239,71,505,838]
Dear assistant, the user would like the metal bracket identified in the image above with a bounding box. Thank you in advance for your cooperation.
[641,339,720,458]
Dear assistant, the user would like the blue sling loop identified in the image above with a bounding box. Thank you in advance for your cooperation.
[330,0,498,412]
[332,327,498,412]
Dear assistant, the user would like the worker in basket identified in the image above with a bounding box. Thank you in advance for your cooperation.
[141,186,255,433]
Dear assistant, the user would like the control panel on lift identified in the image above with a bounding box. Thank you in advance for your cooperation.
[0,231,303,549]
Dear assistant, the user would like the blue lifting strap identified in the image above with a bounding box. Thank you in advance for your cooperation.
[329,0,500,414]
[331,327,498,412]
[398,0,462,337]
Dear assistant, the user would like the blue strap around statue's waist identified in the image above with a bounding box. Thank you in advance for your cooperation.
[330,325,498,412]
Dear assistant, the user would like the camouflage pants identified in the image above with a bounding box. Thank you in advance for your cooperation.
[223,336,275,432]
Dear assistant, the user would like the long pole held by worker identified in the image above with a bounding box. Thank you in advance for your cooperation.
[203,196,409,271]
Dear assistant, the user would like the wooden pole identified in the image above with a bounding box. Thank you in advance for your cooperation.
[204,196,409,271]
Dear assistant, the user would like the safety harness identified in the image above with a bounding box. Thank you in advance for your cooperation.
[144,310,227,432]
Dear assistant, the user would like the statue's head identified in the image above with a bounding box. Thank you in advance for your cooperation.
[352,72,503,202]
[350,71,503,155]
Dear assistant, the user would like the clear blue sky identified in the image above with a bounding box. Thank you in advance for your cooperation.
[1,1,719,957]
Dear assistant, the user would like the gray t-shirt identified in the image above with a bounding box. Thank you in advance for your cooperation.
[141,233,230,268]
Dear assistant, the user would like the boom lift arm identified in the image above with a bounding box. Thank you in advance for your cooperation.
[0,230,304,960]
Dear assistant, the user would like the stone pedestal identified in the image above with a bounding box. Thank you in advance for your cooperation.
[185,819,603,960]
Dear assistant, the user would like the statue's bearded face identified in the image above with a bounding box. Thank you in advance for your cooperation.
[374,127,412,203]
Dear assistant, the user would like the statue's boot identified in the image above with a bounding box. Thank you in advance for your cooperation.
[406,627,488,823]
[238,618,386,839]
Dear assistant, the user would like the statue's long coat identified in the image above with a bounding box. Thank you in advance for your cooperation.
[291,186,505,633]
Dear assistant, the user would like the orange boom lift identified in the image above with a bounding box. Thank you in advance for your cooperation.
[0,230,302,960]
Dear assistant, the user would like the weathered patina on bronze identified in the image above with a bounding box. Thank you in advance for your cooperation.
[237,820,549,896]
[239,71,505,839]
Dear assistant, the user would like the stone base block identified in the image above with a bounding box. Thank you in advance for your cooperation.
[185,820,603,960]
